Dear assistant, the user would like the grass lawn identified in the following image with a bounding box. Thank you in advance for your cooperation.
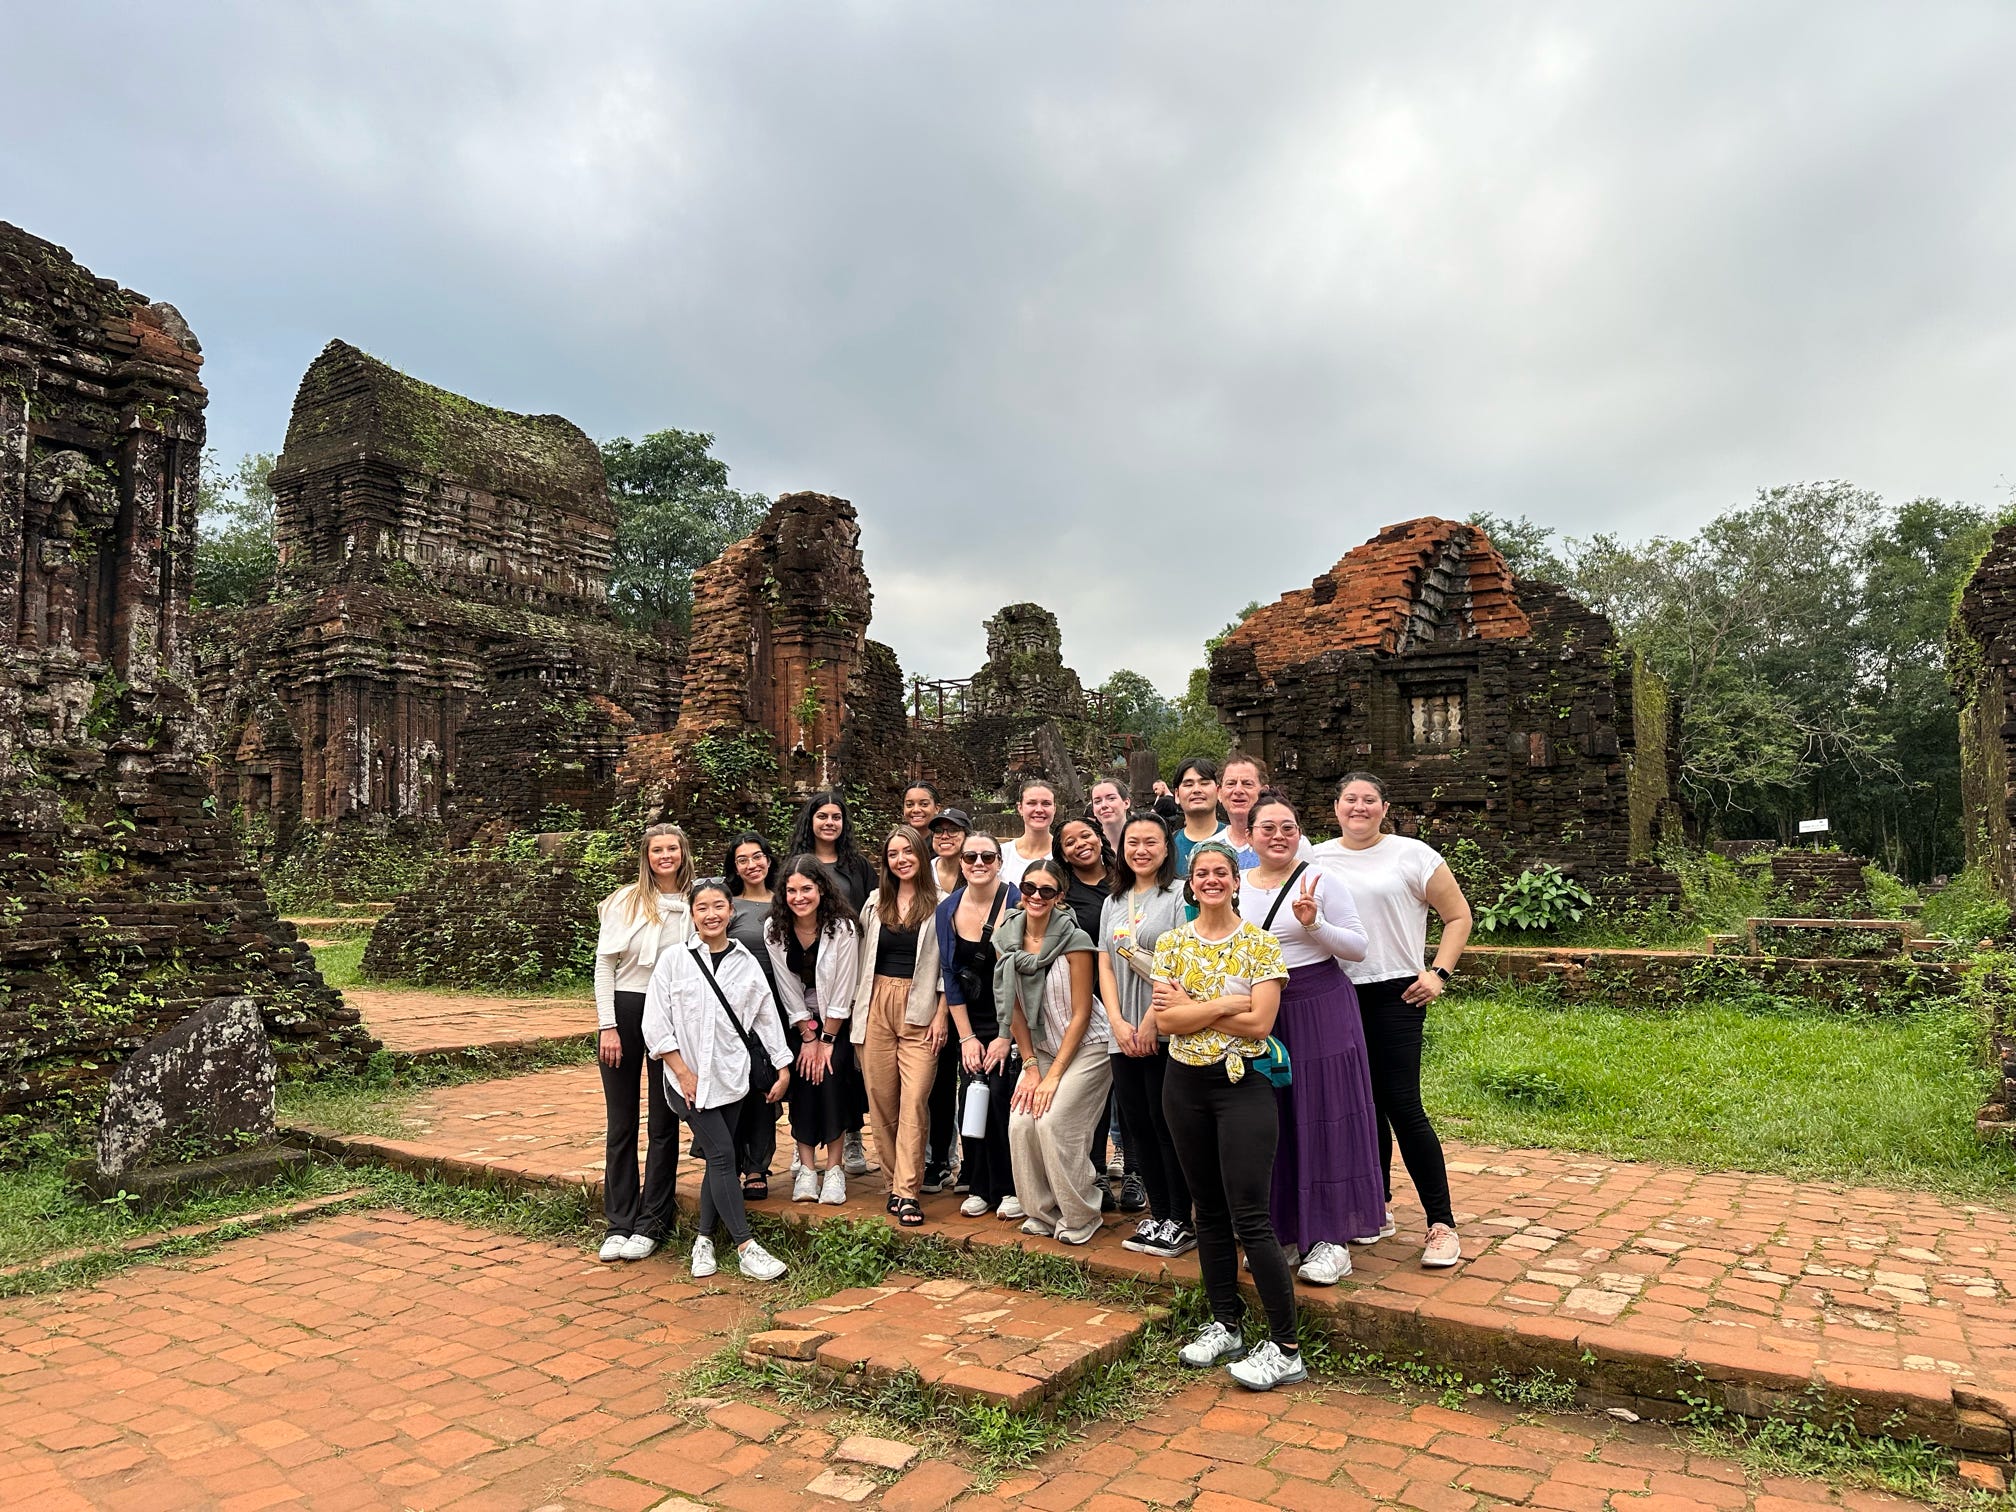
[1424,988,2016,1198]
[310,937,366,987]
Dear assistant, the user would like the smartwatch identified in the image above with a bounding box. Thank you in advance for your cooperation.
[1430,966,1451,982]
[818,1031,837,1044]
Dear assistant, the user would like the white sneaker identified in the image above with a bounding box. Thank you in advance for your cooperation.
[819,1165,847,1205]
[618,1233,657,1261]
[598,1234,627,1263]
[842,1132,871,1176]
[1297,1242,1352,1286]
[737,1239,788,1281]
[690,1236,717,1279]
[1179,1321,1245,1368]
[1422,1223,1462,1268]
[1353,1216,1398,1244]
[1054,1219,1101,1246]
[1227,1340,1308,1391]
[792,1166,819,1203]
[996,1196,1025,1221]
[960,1195,991,1218]
[1019,1217,1054,1239]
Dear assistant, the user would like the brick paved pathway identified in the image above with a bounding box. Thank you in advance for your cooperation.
[346,989,591,1057]
[0,1209,1939,1510]
[292,1066,2016,1450]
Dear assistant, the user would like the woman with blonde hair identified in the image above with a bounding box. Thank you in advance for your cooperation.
[853,825,944,1225]
[592,823,694,1262]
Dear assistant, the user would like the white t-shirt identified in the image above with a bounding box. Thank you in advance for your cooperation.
[1309,835,1444,983]
[998,836,1050,890]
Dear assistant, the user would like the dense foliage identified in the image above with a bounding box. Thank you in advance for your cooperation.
[601,428,768,635]
[192,451,279,609]
[1474,485,1997,880]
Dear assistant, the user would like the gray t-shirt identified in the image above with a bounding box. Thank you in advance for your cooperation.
[1097,882,1186,1040]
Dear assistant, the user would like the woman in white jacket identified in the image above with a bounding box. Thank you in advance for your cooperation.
[592,823,693,1263]
[643,880,794,1282]
[765,856,865,1204]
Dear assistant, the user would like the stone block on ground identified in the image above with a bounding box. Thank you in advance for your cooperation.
[773,1272,1147,1411]
[93,996,278,1179]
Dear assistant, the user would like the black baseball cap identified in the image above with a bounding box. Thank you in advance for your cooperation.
[928,807,972,833]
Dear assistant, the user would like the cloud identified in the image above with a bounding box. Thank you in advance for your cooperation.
[4,1,2013,693]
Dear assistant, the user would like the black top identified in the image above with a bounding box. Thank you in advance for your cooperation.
[1063,874,1108,941]
[874,920,920,980]
[708,946,732,971]
[951,931,999,1037]
[784,928,820,989]
[818,852,878,914]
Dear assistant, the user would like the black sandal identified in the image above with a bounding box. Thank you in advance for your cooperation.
[742,1174,768,1201]
[886,1194,901,1215]
[894,1198,926,1227]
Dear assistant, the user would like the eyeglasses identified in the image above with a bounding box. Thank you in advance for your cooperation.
[961,850,1001,865]
[1253,823,1299,838]
[1020,883,1063,901]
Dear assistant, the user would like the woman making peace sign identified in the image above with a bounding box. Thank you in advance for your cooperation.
[1238,791,1385,1287]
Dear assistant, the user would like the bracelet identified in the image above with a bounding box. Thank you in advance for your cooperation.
[961,1035,978,1045]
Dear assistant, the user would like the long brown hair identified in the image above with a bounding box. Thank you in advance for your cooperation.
[621,823,693,923]
[875,824,940,931]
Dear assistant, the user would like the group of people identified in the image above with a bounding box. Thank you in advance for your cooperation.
[590,755,1474,1391]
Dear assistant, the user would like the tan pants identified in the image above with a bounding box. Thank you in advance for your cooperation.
[1008,1042,1113,1235]
[862,974,937,1201]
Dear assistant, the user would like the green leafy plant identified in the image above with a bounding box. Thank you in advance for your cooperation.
[1476,865,1595,934]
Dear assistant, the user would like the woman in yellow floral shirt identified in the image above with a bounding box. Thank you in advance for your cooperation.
[1150,839,1304,1392]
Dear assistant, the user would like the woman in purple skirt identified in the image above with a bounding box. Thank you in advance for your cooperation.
[1238,789,1385,1286]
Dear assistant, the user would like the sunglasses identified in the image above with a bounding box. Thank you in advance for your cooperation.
[1020,883,1063,901]
[961,850,1001,865]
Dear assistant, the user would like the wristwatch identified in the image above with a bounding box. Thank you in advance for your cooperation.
[818,1031,837,1044]
[1430,966,1452,982]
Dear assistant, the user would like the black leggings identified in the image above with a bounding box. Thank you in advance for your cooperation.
[1111,1049,1189,1225]
[1163,1059,1298,1348]
[1356,976,1454,1229]
[926,1035,960,1176]
[673,1085,755,1246]
[600,991,678,1239]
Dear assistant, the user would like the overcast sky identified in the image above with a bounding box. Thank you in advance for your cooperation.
[6,3,2014,691]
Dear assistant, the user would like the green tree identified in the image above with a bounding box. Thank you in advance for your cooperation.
[601,429,768,634]
[1095,668,1172,741]
[193,451,278,609]
[1545,483,1991,878]
[1467,511,1570,582]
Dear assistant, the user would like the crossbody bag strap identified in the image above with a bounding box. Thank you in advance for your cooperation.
[1260,862,1309,933]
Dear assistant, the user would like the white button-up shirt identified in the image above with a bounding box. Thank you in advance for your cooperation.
[640,940,794,1112]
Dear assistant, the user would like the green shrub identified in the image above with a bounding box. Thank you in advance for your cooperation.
[1476,865,1594,934]
[1920,866,2010,945]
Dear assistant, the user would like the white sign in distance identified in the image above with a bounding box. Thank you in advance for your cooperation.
[1798,818,1830,834]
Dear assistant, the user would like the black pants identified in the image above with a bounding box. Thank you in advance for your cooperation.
[673,1085,754,1246]
[600,991,678,1238]
[1111,1048,1190,1225]
[1356,976,1454,1229]
[1163,1059,1297,1348]
[926,1035,960,1177]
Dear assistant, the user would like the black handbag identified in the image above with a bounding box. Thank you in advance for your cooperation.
[692,943,778,1103]
[953,886,1009,1004]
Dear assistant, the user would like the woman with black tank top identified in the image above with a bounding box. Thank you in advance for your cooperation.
[852,825,943,1226]
[934,832,1023,1218]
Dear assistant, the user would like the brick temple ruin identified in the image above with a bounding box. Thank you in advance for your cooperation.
[617,491,911,849]
[197,341,683,855]
[1209,517,1682,893]
[1953,520,2016,903]
[0,223,368,1122]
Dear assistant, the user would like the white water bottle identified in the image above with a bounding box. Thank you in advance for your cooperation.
[961,1081,991,1138]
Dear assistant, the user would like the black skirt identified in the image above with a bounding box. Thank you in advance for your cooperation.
[787,1032,866,1149]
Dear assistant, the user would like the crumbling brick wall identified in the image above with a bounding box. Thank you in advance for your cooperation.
[0,223,370,1129]
[619,491,906,855]
[1953,521,2016,902]
[197,341,681,858]
[959,602,1101,800]
[1209,517,1682,898]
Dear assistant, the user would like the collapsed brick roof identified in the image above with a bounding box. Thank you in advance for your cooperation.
[275,339,607,520]
[1226,517,1531,680]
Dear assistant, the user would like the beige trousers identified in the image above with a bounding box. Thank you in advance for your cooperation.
[1008,1042,1114,1235]
[862,974,937,1201]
